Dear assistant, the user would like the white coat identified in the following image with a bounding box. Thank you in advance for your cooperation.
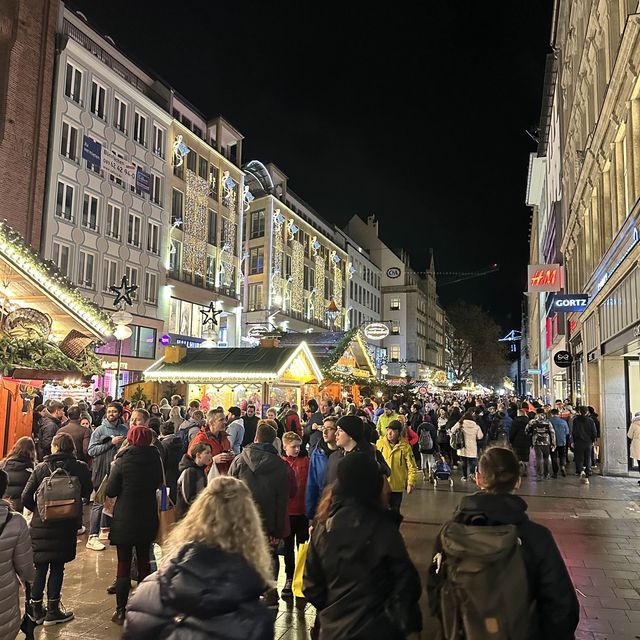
[451,419,484,459]
[627,416,640,461]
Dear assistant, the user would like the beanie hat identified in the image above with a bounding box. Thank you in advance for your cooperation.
[386,420,403,431]
[336,453,384,504]
[127,426,153,447]
[336,415,364,442]
[384,402,395,410]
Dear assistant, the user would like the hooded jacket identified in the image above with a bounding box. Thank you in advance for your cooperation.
[303,496,422,639]
[283,455,309,516]
[160,433,185,500]
[123,542,273,640]
[229,443,288,538]
[306,439,337,520]
[88,417,128,488]
[0,456,34,513]
[58,418,91,462]
[428,492,579,640]
[572,415,597,445]
[376,436,418,492]
[176,454,208,520]
[509,414,532,454]
[38,411,62,457]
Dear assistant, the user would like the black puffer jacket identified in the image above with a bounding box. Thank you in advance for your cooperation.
[122,542,273,640]
[428,492,579,640]
[175,454,207,520]
[21,452,92,563]
[0,456,35,512]
[38,413,61,458]
[325,442,390,486]
[304,496,422,639]
[106,445,163,546]
[509,415,532,456]
[160,433,184,502]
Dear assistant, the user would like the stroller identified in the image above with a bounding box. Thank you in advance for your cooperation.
[432,454,454,488]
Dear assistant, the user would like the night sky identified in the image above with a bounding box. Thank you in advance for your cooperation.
[72,0,554,329]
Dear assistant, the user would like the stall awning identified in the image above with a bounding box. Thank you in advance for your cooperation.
[143,342,323,384]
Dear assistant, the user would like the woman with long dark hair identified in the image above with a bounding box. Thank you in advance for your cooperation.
[0,436,36,512]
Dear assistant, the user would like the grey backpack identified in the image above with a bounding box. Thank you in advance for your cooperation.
[35,465,82,522]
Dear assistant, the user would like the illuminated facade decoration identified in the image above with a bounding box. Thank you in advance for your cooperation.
[291,240,304,313]
[183,170,209,277]
[172,134,190,168]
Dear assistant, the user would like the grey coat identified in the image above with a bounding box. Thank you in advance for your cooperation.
[0,501,35,638]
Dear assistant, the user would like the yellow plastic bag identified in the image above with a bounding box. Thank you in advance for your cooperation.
[292,541,309,598]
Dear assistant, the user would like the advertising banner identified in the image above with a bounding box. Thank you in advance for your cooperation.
[135,167,151,194]
[82,136,102,168]
[102,148,135,183]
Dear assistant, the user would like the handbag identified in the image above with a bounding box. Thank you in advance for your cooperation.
[292,541,309,598]
[156,458,176,545]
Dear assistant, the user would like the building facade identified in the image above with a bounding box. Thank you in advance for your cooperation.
[242,162,349,337]
[165,96,244,350]
[41,8,172,396]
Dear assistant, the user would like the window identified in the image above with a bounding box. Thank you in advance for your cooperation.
[390,297,400,310]
[95,325,156,358]
[391,325,400,335]
[171,189,183,226]
[77,250,95,289]
[106,203,121,239]
[56,181,74,220]
[64,62,82,103]
[81,192,99,231]
[114,95,127,132]
[207,209,216,245]
[390,345,400,362]
[145,271,158,304]
[108,150,125,186]
[151,173,162,206]
[147,222,160,254]
[153,124,165,158]
[221,218,236,254]
[52,242,71,277]
[169,240,182,275]
[125,265,139,298]
[206,255,216,288]
[285,254,292,279]
[60,121,78,161]
[90,80,106,119]
[193,125,203,139]
[250,209,265,239]
[186,148,196,172]
[173,157,184,179]
[304,265,315,291]
[127,213,142,248]
[209,165,218,199]
[249,247,264,275]
[84,136,101,173]
[133,111,147,146]
[198,157,208,180]
[102,258,118,293]
[248,283,263,310]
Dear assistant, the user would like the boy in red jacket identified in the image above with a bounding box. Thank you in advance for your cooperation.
[281,431,309,597]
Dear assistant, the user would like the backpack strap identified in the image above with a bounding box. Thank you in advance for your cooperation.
[0,511,13,537]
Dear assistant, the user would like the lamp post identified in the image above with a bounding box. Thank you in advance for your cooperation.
[110,276,137,399]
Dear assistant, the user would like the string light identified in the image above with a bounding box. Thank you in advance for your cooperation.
[184,169,209,277]
[291,240,304,312]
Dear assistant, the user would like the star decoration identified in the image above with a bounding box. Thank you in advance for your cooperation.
[200,302,223,328]
[110,276,137,308]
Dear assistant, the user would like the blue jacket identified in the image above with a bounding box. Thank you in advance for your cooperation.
[305,441,334,520]
[88,417,128,488]
[550,416,570,446]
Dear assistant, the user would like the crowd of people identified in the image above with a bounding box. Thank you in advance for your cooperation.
[3,387,627,638]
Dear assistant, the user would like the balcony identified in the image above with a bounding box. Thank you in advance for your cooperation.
[168,269,239,300]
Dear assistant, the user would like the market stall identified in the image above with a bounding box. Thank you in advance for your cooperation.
[0,221,112,456]
[143,342,323,414]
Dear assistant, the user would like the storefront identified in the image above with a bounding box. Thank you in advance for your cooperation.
[143,342,323,415]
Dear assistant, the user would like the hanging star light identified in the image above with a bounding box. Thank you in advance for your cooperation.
[200,301,223,328]
[110,276,137,308]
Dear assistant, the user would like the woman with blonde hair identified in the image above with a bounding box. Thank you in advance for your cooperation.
[123,475,274,639]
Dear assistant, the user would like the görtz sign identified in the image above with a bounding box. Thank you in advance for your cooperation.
[551,294,590,313]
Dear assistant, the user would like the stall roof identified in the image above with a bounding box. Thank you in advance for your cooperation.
[143,343,323,384]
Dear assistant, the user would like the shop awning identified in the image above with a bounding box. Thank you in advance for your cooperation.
[143,342,323,384]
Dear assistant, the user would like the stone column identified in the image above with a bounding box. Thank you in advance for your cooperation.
[600,356,629,476]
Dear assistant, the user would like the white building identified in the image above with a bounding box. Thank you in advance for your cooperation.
[41,8,172,396]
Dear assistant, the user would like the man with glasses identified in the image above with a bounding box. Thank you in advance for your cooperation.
[305,417,339,520]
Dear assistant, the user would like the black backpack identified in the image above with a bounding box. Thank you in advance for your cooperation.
[531,423,551,447]
[433,521,531,640]
[450,428,465,450]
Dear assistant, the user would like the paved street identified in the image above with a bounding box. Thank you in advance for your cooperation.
[31,468,640,640]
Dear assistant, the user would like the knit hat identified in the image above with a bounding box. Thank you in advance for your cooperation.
[336,415,364,442]
[386,420,403,431]
[127,426,153,447]
[336,453,384,504]
[384,402,395,410]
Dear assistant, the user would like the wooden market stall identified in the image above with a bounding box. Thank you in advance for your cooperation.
[0,221,113,457]
[142,342,323,415]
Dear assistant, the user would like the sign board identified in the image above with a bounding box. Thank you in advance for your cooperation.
[553,350,573,368]
[418,386,428,395]
[364,322,390,340]
[551,293,589,313]
[248,325,269,339]
[82,136,102,168]
[527,368,541,375]
[136,167,151,194]
[102,148,136,183]
[386,267,401,279]
[527,264,562,292]
[159,335,171,346]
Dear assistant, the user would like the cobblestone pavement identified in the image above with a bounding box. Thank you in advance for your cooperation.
[32,467,640,639]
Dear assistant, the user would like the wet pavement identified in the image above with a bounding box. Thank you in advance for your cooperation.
[31,465,640,640]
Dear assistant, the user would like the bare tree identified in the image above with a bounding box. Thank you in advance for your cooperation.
[445,322,473,381]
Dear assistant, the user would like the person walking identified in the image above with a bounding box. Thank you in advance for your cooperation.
[21,432,92,626]
[57,405,91,463]
[188,408,234,475]
[303,453,422,640]
[627,411,640,484]
[158,423,184,503]
[176,442,212,520]
[86,402,128,552]
[122,476,274,639]
[37,401,65,460]
[304,399,330,452]
[241,403,260,449]
[526,415,556,481]
[509,405,532,477]
[417,418,439,481]
[376,420,417,512]
[549,408,570,478]
[306,416,339,521]
[376,402,400,438]
[0,469,35,638]
[1,436,36,513]
[105,418,163,624]
[450,412,483,481]
[226,406,246,455]
[428,447,579,640]
[158,398,171,421]
[572,405,597,480]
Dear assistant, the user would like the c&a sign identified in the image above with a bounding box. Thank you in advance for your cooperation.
[527,264,563,292]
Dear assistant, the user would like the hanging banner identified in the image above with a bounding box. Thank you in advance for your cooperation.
[102,148,136,183]
[82,136,102,168]
[136,167,151,194]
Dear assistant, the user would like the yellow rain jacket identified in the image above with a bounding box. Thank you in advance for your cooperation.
[376,436,417,492]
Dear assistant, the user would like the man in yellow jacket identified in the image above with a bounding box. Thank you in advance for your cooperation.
[376,402,400,438]
[376,420,417,512]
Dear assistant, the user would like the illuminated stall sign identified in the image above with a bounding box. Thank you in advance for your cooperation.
[364,322,390,340]
[551,294,589,313]
[527,264,562,292]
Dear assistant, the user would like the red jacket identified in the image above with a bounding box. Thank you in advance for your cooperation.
[188,429,232,474]
[404,427,419,447]
[284,412,302,437]
[284,455,309,516]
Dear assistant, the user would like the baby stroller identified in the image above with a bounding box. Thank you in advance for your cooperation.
[432,455,454,488]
